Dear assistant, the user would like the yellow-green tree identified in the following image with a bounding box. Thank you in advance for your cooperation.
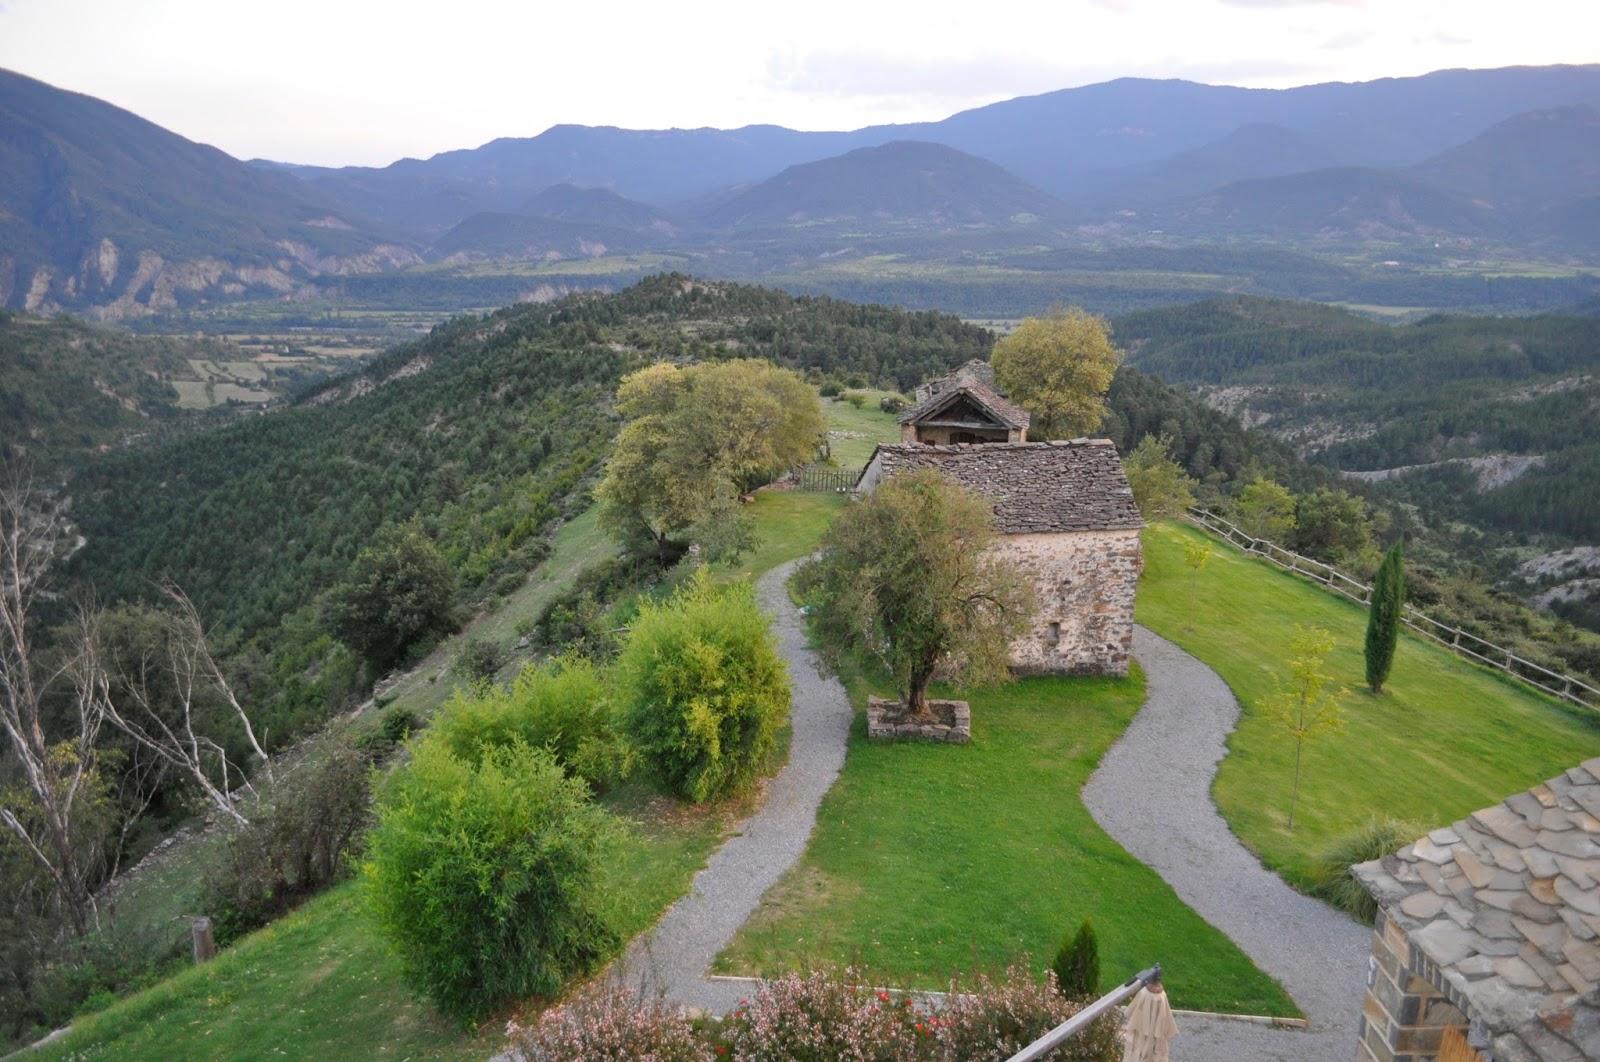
[991,308,1123,439]
[1264,625,1347,830]
[1184,538,1214,580]
[596,359,824,563]
[1123,434,1196,520]
[1233,476,1297,541]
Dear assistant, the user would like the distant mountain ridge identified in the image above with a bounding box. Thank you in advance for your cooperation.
[0,68,418,317]
[6,63,1600,312]
[1163,105,1600,242]
[701,141,1067,231]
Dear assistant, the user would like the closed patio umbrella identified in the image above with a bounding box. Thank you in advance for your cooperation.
[1123,982,1179,1062]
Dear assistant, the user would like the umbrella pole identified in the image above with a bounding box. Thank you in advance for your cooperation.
[1005,963,1163,1062]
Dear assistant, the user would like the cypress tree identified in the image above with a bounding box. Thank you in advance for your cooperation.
[1052,918,1100,999]
[1365,542,1405,693]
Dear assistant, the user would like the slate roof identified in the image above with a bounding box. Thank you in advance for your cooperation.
[912,358,995,403]
[898,377,1031,431]
[1355,761,1600,1061]
[857,440,1143,534]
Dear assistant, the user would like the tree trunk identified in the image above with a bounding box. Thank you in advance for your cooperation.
[904,667,934,719]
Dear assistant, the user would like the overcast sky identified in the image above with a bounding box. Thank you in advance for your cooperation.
[1,0,1594,167]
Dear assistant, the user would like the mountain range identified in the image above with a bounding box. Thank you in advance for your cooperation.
[5,63,1600,314]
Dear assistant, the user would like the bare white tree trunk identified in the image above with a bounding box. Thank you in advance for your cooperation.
[0,469,104,935]
[91,585,270,827]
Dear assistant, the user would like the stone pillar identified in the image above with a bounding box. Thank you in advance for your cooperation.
[1357,911,1469,1062]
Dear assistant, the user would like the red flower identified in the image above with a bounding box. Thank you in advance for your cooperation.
[878,991,891,1002]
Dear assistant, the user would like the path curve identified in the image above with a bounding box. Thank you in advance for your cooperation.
[1084,626,1370,1061]
[607,559,854,1013]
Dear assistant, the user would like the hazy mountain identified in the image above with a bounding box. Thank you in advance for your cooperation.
[1409,105,1600,215]
[1161,104,1600,242]
[429,211,665,261]
[702,141,1067,231]
[1073,122,1339,210]
[1173,167,1492,240]
[0,68,417,316]
[278,125,868,235]
[520,183,681,233]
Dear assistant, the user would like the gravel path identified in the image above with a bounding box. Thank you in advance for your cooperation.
[606,559,853,1013]
[1084,625,1371,1061]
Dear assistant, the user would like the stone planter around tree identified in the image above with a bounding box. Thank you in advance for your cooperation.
[867,696,972,743]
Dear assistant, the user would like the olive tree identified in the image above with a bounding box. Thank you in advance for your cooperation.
[798,469,1035,717]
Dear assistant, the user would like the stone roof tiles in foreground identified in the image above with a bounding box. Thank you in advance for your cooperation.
[1354,759,1600,1060]
[859,439,1143,534]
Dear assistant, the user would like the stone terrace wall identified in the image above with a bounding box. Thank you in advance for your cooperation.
[993,528,1141,677]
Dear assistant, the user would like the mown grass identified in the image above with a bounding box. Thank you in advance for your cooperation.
[1136,521,1600,892]
[715,491,846,585]
[715,660,1299,1017]
[822,392,905,469]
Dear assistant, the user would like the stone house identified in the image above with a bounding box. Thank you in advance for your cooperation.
[854,410,1142,675]
[897,359,1030,446]
[1353,761,1600,1061]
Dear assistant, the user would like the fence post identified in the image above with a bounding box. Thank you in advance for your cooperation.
[192,916,216,964]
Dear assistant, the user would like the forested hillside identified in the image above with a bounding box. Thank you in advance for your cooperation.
[1,311,198,460]
[63,276,993,737]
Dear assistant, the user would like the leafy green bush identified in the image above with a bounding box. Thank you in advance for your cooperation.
[879,395,906,414]
[451,636,504,683]
[363,738,619,1022]
[327,522,456,670]
[617,570,790,803]
[380,705,420,745]
[845,392,867,408]
[1311,817,1420,922]
[430,656,627,792]
[1051,918,1099,999]
[203,736,374,946]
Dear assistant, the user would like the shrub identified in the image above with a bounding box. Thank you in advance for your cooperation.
[363,739,619,1022]
[452,636,504,683]
[430,656,627,792]
[846,392,867,409]
[723,970,922,1061]
[616,570,790,803]
[819,381,842,398]
[936,969,1120,1061]
[1052,918,1100,999]
[379,705,420,745]
[326,521,456,670]
[1312,817,1420,922]
[506,968,1120,1061]
[203,736,374,946]
[879,395,907,414]
[513,990,713,1061]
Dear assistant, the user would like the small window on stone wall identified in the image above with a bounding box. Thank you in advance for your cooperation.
[1047,621,1061,646]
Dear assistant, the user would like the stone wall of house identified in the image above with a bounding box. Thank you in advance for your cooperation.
[991,528,1141,677]
[1358,909,1472,1062]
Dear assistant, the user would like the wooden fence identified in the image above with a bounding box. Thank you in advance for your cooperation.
[793,465,859,493]
[1184,507,1600,714]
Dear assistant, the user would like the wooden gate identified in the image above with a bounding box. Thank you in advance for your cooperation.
[794,466,858,493]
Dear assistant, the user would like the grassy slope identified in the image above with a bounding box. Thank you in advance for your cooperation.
[714,664,1298,1017]
[33,800,728,1062]
[1136,521,1600,889]
[40,447,861,1059]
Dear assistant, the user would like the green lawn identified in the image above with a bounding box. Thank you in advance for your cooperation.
[716,491,846,584]
[715,663,1298,1017]
[822,392,904,469]
[33,795,732,1062]
[1137,521,1600,890]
